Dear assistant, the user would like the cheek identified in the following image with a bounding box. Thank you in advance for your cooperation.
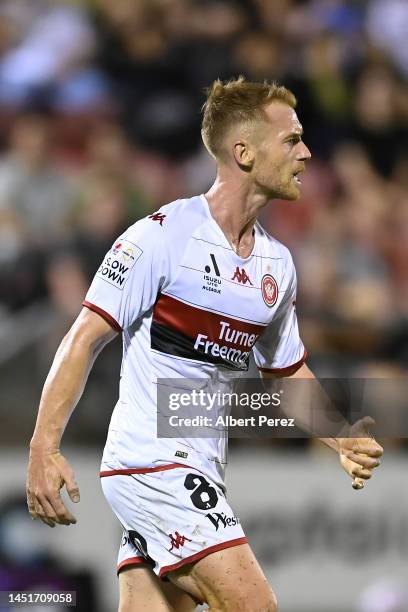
[272,159,292,182]
[255,152,291,185]
[265,156,283,177]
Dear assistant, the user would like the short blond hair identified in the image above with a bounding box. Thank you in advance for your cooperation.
[201,76,297,159]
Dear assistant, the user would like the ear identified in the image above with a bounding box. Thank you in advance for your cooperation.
[233,141,254,170]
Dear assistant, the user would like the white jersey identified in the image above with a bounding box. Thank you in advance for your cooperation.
[84,195,306,485]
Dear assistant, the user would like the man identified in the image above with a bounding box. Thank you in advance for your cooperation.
[27,78,383,612]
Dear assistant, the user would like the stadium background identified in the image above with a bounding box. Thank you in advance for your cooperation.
[0,1,407,610]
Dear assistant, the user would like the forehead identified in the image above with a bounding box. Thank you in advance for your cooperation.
[262,101,302,136]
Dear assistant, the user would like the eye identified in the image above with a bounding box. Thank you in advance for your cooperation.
[288,137,300,145]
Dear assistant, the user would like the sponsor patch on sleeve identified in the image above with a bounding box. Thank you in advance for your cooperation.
[96,239,142,290]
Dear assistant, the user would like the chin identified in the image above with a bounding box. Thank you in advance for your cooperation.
[263,181,300,200]
[279,186,300,201]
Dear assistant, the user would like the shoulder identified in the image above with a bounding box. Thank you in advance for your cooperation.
[124,195,208,245]
[255,221,295,267]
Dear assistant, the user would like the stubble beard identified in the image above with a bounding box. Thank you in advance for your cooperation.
[268,178,300,201]
[255,167,300,201]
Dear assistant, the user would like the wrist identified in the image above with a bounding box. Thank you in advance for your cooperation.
[29,437,60,453]
[319,437,340,452]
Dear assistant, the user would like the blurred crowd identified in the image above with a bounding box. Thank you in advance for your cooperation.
[0,0,407,378]
[0,5,406,608]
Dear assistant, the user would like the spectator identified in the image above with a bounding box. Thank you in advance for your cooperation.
[0,113,74,248]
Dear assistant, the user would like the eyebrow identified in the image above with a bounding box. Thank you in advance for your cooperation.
[283,128,303,139]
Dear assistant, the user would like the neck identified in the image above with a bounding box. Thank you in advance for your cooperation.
[204,168,270,256]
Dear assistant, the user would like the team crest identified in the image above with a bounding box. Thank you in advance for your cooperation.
[261,274,278,307]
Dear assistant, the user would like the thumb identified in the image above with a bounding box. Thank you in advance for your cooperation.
[65,474,80,503]
[353,415,376,437]
[360,416,375,432]
[352,478,364,490]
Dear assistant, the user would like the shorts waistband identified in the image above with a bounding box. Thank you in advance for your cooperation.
[100,463,191,477]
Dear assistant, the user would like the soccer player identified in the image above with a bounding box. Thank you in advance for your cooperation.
[27,78,383,612]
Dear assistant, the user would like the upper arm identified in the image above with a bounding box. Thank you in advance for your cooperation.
[65,307,119,354]
[83,220,169,332]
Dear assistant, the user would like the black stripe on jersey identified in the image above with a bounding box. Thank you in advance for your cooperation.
[150,321,250,371]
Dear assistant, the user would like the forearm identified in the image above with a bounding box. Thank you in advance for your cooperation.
[261,363,350,444]
[30,338,93,450]
[318,438,339,452]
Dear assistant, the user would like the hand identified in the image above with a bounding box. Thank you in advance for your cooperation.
[337,417,383,490]
[26,447,80,527]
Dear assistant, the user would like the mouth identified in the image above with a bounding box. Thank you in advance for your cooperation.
[292,169,304,185]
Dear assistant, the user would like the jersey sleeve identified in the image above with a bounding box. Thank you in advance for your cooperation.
[83,219,169,331]
[253,256,306,375]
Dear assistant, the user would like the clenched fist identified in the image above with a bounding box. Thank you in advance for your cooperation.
[337,417,383,490]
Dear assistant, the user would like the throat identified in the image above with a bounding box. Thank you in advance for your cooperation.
[231,233,255,258]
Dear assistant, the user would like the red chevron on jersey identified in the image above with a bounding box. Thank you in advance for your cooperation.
[152,294,265,369]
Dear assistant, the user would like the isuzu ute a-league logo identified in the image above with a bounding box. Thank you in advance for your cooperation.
[261,274,278,307]
[202,253,222,294]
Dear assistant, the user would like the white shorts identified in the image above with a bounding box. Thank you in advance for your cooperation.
[100,464,247,578]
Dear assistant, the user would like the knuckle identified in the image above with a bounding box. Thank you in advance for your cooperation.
[64,467,74,479]
[56,509,69,521]
[54,500,66,513]
[44,485,59,497]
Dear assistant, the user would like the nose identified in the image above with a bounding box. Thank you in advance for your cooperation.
[298,142,311,161]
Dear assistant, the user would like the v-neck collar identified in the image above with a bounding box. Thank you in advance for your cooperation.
[200,194,257,263]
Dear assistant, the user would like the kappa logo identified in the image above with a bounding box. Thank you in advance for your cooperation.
[262,274,278,307]
[231,267,253,285]
[206,512,241,531]
[149,212,166,225]
[168,531,192,552]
